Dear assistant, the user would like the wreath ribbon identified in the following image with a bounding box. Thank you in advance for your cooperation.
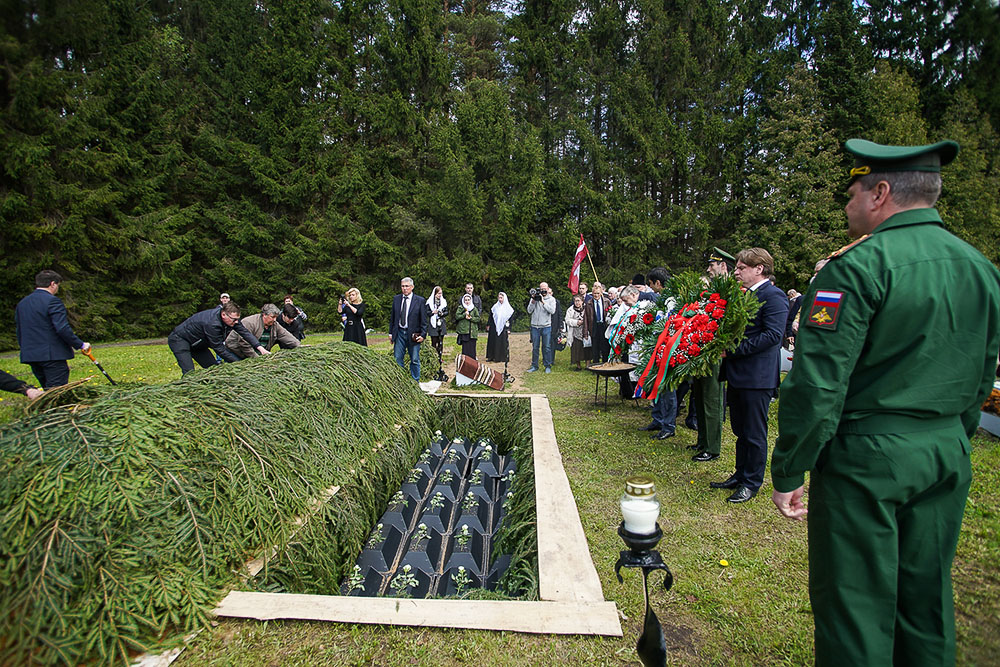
[635,312,688,400]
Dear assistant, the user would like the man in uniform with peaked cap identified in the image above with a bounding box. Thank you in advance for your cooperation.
[770,139,1000,665]
[689,246,735,462]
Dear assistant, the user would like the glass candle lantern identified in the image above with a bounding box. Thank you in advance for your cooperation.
[620,476,660,535]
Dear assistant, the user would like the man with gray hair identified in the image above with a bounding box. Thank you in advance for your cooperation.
[225,303,301,359]
[390,277,427,380]
[771,139,1000,665]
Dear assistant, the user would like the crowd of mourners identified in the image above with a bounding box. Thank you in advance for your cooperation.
[7,138,1000,667]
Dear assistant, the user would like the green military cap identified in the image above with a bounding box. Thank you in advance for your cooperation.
[708,247,735,264]
[845,139,960,183]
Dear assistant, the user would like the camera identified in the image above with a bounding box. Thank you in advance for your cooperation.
[529,287,547,301]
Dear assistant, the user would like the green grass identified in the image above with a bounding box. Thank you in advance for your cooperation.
[2,335,997,665]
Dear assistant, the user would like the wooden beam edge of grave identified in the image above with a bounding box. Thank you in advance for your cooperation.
[529,395,608,604]
[213,592,623,637]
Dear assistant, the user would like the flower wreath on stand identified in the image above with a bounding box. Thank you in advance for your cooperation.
[606,299,659,358]
[631,272,760,401]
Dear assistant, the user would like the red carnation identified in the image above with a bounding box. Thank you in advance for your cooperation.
[675,354,689,365]
[688,344,702,356]
[625,333,635,344]
[615,345,622,355]
[642,312,655,325]
[717,299,727,307]
[629,313,637,323]
[669,356,679,367]
[711,309,724,320]
[710,293,720,300]
[706,321,719,332]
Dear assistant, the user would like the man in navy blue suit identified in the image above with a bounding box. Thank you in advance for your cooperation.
[390,277,427,381]
[15,269,91,389]
[711,248,789,503]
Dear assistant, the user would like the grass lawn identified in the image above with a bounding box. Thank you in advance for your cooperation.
[1,333,997,665]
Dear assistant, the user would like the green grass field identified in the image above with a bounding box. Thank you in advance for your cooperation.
[1,334,997,665]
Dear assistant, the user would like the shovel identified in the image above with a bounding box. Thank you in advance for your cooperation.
[82,348,117,385]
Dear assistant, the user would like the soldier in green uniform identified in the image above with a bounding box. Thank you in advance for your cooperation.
[690,247,735,462]
[770,139,1000,665]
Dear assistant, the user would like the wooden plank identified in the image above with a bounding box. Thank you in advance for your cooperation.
[214,591,622,637]
[530,395,607,603]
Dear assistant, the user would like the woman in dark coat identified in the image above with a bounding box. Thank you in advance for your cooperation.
[426,285,448,356]
[485,292,514,362]
[454,293,480,359]
[338,287,367,346]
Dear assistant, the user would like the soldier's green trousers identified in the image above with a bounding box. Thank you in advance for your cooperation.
[808,420,971,666]
[692,363,723,455]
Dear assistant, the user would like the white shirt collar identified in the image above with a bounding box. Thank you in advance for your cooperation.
[749,278,769,292]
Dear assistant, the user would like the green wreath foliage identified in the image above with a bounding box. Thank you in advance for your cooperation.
[633,271,760,393]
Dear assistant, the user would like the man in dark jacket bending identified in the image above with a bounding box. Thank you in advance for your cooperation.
[168,302,268,374]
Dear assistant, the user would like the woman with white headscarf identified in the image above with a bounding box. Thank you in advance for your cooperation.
[486,292,515,362]
[454,293,480,358]
[425,286,448,356]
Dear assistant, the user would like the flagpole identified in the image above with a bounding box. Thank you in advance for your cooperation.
[586,249,599,285]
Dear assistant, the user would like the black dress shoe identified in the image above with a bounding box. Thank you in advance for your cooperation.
[692,451,719,462]
[685,420,698,430]
[653,429,675,440]
[709,476,740,490]
[686,444,701,451]
[726,486,757,503]
[639,422,660,432]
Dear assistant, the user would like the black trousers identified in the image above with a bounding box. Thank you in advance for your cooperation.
[727,386,773,492]
[591,321,609,363]
[168,334,219,375]
[28,360,70,388]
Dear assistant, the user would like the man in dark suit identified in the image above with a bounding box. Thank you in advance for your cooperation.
[390,277,427,381]
[711,248,789,503]
[15,269,91,389]
[168,301,268,374]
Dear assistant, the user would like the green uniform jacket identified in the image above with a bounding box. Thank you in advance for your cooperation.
[772,208,1000,492]
[454,308,480,338]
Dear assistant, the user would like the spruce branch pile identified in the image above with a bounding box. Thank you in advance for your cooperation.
[0,344,434,665]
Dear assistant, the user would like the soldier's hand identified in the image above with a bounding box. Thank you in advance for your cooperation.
[772,487,807,521]
[81,342,92,353]
[257,346,271,355]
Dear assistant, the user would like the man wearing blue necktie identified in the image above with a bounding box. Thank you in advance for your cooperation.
[390,277,427,380]
[583,282,612,365]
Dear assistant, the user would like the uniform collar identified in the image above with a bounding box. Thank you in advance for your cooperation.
[873,207,943,234]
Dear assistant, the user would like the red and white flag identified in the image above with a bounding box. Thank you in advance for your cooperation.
[568,234,589,294]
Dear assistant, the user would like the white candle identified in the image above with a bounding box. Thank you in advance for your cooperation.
[620,476,660,535]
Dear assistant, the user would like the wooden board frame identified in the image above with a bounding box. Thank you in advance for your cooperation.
[213,394,622,637]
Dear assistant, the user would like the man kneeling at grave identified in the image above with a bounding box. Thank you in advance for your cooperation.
[225,303,301,359]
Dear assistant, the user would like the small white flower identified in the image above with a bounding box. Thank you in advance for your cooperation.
[403,564,411,572]
[462,523,468,531]
[458,566,465,572]
[419,523,426,529]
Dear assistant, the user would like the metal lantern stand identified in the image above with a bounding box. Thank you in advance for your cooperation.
[614,522,674,667]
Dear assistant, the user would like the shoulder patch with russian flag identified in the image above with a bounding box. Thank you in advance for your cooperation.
[806,290,845,330]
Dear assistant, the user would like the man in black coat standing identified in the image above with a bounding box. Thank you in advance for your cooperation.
[15,269,91,389]
[390,277,427,381]
[168,301,268,374]
[711,248,789,503]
